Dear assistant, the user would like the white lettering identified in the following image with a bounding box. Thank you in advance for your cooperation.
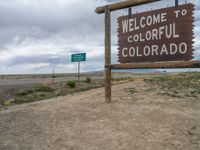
[144,46,150,56]
[179,42,187,54]
[161,13,167,22]
[153,14,160,24]
[128,36,133,43]
[159,26,165,39]
[170,43,178,54]
[152,29,158,40]
[146,16,153,26]
[122,19,129,33]
[122,48,128,57]
[146,31,152,41]
[173,23,179,38]
[134,18,139,30]
[152,45,159,55]
[129,18,134,32]
[129,47,136,56]
[174,10,181,18]
[140,17,146,28]
[120,43,188,58]
[166,24,173,38]
[136,47,142,57]
[139,33,145,42]
[160,44,168,55]
[133,34,139,42]
[182,9,187,16]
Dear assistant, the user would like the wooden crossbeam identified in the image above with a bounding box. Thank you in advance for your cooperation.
[95,0,160,14]
[108,61,200,69]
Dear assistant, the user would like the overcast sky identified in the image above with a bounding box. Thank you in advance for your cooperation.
[0,0,199,74]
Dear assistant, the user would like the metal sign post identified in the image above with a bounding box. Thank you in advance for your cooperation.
[71,53,86,85]
[78,61,80,85]
[175,0,179,7]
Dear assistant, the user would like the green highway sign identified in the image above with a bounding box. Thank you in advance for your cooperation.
[71,53,86,62]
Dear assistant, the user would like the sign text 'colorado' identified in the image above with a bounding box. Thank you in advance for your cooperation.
[118,3,194,63]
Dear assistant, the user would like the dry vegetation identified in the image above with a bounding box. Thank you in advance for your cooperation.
[1,72,200,106]
[144,72,200,98]
[0,72,200,150]
[2,76,134,106]
[4,78,104,105]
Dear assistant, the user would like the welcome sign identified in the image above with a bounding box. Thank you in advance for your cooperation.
[118,3,194,63]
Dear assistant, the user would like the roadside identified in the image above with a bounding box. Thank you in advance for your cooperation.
[0,72,150,106]
[0,76,200,150]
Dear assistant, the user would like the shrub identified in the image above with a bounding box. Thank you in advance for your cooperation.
[41,75,47,78]
[4,99,14,106]
[56,90,66,96]
[35,85,53,92]
[16,89,34,96]
[116,78,120,82]
[85,77,91,83]
[66,80,76,88]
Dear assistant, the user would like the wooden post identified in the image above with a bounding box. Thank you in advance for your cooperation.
[105,7,111,103]
[95,0,161,103]
[109,61,200,69]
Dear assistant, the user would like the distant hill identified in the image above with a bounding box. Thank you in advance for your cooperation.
[112,69,160,73]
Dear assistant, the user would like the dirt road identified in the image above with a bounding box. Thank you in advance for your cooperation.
[0,80,200,150]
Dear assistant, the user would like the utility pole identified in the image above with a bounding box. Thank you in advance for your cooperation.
[52,69,55,84]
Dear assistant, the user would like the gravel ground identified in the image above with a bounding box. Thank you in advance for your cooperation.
[0,80,200,150]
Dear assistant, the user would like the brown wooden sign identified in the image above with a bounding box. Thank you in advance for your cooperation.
[118,3,195,63]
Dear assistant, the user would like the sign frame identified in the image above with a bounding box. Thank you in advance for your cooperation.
[71,53,86,85]
[117,3,194,63]
[95,0,200,103]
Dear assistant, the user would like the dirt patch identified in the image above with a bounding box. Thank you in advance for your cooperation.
[0,78,200,150]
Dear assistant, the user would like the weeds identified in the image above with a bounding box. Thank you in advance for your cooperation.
[4,99,14,106]
[85,77,91,83]
[35,85,54,92]
[16,89,34,96]
[66,80,76,88]
[144,73,200,98]
[125,87,137,94]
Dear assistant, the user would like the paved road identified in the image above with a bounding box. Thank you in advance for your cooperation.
[0,76,104,87]
[0,77,72,87]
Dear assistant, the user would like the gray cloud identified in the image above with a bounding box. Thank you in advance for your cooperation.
[0,0,105,47]
[0,0,199,74]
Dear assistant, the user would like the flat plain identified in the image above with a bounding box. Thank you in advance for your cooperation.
[0,72,200,150]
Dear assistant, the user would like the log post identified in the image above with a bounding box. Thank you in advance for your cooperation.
[104,7,111,103]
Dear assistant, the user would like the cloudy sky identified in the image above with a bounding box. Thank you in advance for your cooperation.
[0,0,199,74]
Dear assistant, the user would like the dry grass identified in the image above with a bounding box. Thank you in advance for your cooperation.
[2,72,200,106]
[144,72,200,98]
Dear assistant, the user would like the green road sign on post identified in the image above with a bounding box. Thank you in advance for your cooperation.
[71,53,86,62]
[71,53,86,86]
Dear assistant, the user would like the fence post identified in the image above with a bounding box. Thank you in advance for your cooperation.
[105,7,111,103]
